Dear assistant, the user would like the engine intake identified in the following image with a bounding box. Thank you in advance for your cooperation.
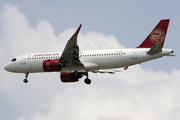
[60,73,79,82]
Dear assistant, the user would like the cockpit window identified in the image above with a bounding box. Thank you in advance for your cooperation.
[11,58,17,62]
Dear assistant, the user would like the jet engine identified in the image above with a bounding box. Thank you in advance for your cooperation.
[43,59,62,72]
[60,73,79,82]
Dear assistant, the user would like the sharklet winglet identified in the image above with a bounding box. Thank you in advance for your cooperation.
[74,24,82,36]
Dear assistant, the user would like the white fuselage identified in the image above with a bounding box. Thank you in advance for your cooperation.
[4,48,173,73]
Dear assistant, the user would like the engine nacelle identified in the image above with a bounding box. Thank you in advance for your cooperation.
[60,73,79,82]
[43,59,61,72]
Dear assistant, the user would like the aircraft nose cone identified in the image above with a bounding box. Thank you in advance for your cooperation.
[4,64,10,71]
[4,65,8,71]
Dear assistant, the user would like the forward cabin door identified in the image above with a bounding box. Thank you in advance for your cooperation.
[20,55,26,65]
[131,49,137,59]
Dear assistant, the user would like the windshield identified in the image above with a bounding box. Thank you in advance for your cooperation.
[11,58,17,62]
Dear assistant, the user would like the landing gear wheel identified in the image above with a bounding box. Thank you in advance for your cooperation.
[23,79,28,83]
[23,72,29,83]
[84,78,91,85]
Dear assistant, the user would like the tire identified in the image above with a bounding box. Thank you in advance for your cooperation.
[84,78,91,85]
[23,79,28,83]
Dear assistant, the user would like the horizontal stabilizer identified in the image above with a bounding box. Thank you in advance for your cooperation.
[147,43,162,55]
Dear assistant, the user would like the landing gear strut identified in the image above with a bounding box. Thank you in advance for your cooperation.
[83,72,91,85]
[73,71,79,76]
[23,72,29,83]
[73,71,91,85]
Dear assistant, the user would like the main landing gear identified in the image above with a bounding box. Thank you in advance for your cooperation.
[73,71,91,85]
[84,78,91,85]
[23,72,29,83]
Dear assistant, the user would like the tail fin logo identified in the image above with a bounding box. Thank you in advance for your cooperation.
[150,28,165,44]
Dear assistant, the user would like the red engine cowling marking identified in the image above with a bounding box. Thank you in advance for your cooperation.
[60,73,78,82]
[43,59,61,72]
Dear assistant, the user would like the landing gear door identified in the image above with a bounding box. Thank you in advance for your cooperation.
[20,55,26,65]
[131,49,137,59]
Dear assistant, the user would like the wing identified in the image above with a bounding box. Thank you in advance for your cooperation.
[60,24,84,68]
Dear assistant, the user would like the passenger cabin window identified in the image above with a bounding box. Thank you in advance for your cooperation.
[11,58,17,62]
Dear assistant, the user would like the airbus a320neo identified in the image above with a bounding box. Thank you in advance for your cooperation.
[4,19,174,85]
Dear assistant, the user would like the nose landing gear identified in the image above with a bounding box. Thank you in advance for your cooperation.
[23,72,29,83]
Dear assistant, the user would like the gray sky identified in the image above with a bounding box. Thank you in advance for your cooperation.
[0,0,179,120]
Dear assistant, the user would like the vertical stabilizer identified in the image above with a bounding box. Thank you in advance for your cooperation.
[137,19,170,48]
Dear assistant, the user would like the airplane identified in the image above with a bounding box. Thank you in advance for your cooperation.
[4,19,175,85]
